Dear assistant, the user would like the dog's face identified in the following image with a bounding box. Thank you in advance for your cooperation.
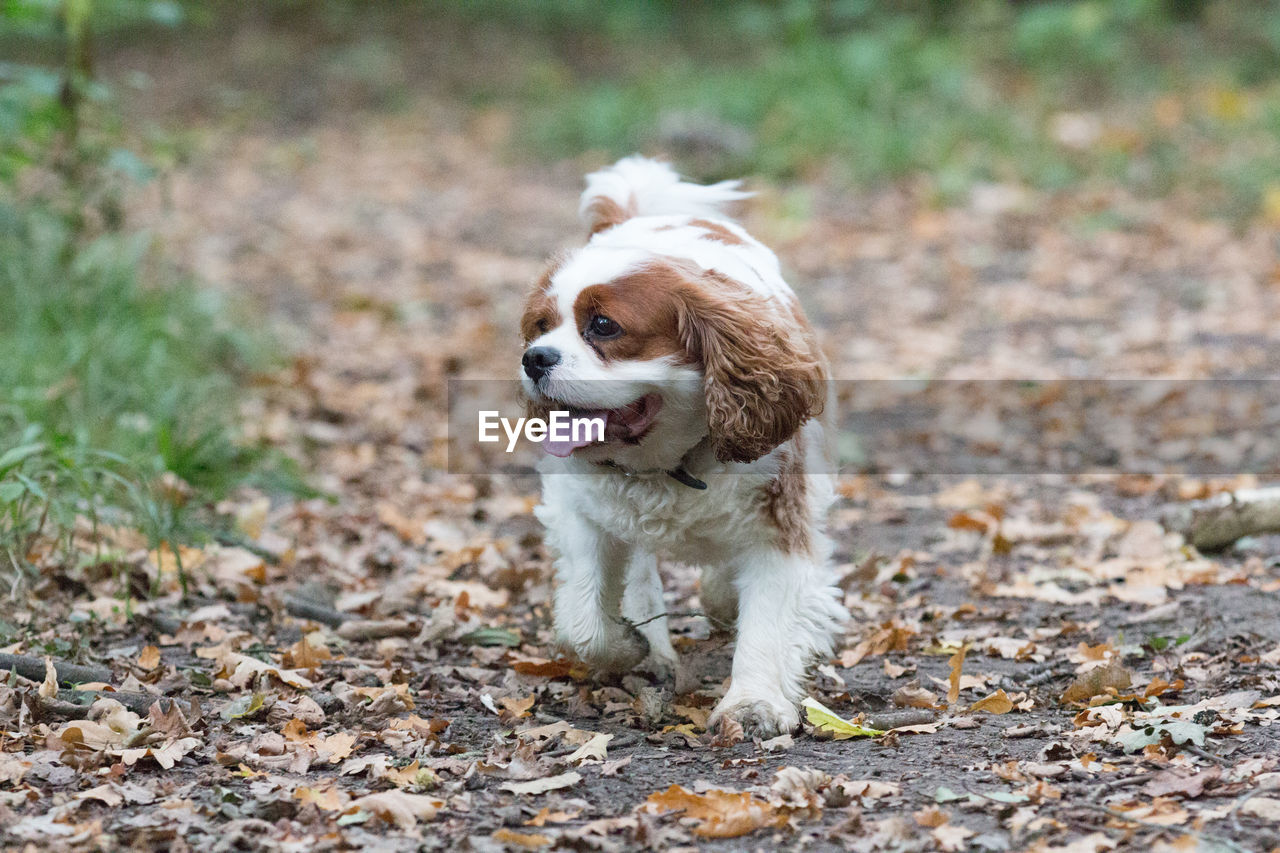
[519,225,827,471]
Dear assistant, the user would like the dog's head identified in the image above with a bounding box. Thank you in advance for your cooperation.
[519,226,826,471]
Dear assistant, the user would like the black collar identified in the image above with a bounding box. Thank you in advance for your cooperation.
[596,437,711,490]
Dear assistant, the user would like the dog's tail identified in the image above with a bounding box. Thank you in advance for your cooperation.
[579,156,751,236]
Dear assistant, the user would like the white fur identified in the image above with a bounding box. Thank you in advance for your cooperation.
[580,155,751,223]
[526,157,847,738]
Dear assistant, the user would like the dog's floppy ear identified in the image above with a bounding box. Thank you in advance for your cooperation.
[676,271,826,463]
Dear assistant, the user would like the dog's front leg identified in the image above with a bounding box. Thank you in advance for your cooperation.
[620,549,683,684]
[550,511,650,674]
[707,547,847,738]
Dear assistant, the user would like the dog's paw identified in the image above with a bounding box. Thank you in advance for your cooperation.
[638,649,679,682]
[707,694,799,740]
[563,620,650,675]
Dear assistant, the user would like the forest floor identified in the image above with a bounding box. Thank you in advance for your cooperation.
[2,20,1280,853]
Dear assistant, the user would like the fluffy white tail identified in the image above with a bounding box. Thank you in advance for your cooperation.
[579,156,751,235]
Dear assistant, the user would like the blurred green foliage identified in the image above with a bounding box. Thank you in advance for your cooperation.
[0,0,298,585]
[445,0,1280,215]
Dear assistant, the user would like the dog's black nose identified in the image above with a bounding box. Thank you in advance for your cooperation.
[522,346,561,381]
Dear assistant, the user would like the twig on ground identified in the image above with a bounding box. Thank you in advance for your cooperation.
[0,653,112,686]
[283,594,348,627]
[630,610,703,628]
[1162,485,1280,551]
[866,709,936,730]
[214,532,282,565]
[1184,743,1232,767]
[1097,772,1157,793]
[56,689,191,717]
[336,619,418,641]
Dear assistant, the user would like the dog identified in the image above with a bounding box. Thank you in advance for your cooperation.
[519,156,847,737]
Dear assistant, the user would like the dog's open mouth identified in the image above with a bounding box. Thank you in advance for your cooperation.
[540,393,664,458]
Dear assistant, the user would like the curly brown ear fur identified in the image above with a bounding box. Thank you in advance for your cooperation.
[677,272,827,463]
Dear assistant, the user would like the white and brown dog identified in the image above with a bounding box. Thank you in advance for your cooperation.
[520,157,846,737]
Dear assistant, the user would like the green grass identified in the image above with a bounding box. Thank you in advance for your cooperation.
[0,0,303,586]
[0,199,298,581]
[445,0,1280,217]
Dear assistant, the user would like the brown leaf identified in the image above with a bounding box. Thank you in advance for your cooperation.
[1061,660,1133,705]
[841,620,917,667]
[524,808,578,827]
[282,635,332,671]
[511,657,586,680]
[295,786,351,811]
[1141,767,1221,799]
[137,646,161,671]
[947,511,994,533]
[914,806,948,828]
[892,682,940,709]
[947,645,969,705]
[492,829,551,849]
[970,690,1014,715]
[883,660,914,678]
[709,715,745,747]
[147,701,194,738]
[499,694,535,720]
[639,785,785,838]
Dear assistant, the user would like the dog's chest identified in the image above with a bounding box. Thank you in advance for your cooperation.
[575,472,767,558]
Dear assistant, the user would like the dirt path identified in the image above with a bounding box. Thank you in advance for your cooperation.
[2,22,1279,851]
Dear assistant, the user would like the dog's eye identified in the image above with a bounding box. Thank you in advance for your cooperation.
[588,315,622,339]
[535,318,549,335]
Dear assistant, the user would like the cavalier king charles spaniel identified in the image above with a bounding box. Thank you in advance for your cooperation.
[520,156,847,737]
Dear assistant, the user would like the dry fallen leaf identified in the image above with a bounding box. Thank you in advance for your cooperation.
[914,806,948,828]
[639,785,785,838]
[947,645,969,705]
[970,689,1014,715]
[295,785,351,811]
[1241,797,1280,821]
[1062,660,1133,705]
[281,719,357,763]
[346,790,442,829]
[500,771,582,796]
[566,732,611,764]
[524,807,579,827]
[892,682,940,709]
[933,823,976,851]
[499,694,536,720]
[137,645,161,671]
[492,828,551,848]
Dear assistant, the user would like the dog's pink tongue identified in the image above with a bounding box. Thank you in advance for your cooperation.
[539,414,607,457]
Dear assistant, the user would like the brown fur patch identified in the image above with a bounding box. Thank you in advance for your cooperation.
[689,218,748,246]
[583,195,635,236]
[520,259,563,344]
[570,272,689,363]
[763,435,811,555]
[678,268,827,463]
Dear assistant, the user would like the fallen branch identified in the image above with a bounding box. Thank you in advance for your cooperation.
[865,709,936,730]
[1162,486,1280,551]
[336,619,418,641]
[0,653,112,686]
[56,689,192,717]
[283,594,349,627]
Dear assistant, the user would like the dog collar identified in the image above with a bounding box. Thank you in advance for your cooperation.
[595,437,711,490]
